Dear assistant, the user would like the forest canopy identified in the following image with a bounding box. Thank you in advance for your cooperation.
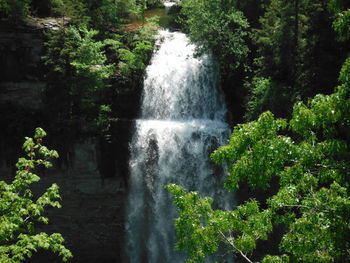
[168,0,350,262]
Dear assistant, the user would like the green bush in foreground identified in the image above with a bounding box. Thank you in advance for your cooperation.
[0,128,72,262]
[169,70,350,263]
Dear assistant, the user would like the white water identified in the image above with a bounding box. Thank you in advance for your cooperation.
[126,30,232,263]
[164,2,176,8]
[164,0,179,8]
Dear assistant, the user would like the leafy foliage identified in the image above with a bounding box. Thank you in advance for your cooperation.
[96,104,112,132]
[331,1,350,41]
[168,3,350,262]
[244,78,291,121]
[84,0,138,29]
[50,0,90,24]
[244,0,344,120]
[103,17,157,80]
[1,0,140,27]
[0,128,72,262]
[41,17,157,133]
[42,25,114,128]
[117,39,153,75]
[68,26,114,91]
[179,0,249,71]
[168,184,273,263]
[44,26,113,90]
[169,80,350,262]
[0,0,31,20]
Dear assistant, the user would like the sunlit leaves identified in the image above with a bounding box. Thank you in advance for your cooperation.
[0,129,72,262]
[168,184,274,262]
[169,60,350,261]
[167,184,219,262]
[68,26,114,91]
[279,182,350,262]
[212,111,292,190]
[262,254,290,263]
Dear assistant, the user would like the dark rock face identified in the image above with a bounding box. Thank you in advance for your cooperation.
[1,135,132,263]
[0,22,138,263]
[0,21,46,109]
[29,139,126,263]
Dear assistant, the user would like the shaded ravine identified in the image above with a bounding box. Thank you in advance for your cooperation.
[126,30,233,263]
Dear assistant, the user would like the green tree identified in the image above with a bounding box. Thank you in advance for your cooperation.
[50,0,90,24]
[116,36,154,76]
[0,0,31,21]
[245,0,343,120]
[169,79,350,263]
[244,77,291,121]
[85,0,138,29]
[330,0,350,40]
[104,18,158,79]
[42,25,114,127]
[168,4,350,262]
[179,0,249,72]
[0,128,72,262]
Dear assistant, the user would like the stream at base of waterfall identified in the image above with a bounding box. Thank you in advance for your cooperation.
[126,30,234,263]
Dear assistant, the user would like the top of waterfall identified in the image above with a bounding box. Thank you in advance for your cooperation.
[141,30,227,122]
[164,2,177,8]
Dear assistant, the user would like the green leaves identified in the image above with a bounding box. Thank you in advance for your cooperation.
[290,83,350,140]
[42,25,116,128]
[44,25,114,90]
[333,9,350,40]
[212,111,292,190]
[168,184,274,263]
[0,129,72,262]
[167,184,218,262]
[117,40,153,75]
[0,233,72,262]
[168,42,350,261]
[41,9,158,133]
[168,0,350,263]
[339,57,350,85]
[262,255,290,263]
[52,0,90,25]
[179,0,249,71]
[69,26,114,91]
[0,0,31,21]
[85,0,138,29]
[279,182,350,262]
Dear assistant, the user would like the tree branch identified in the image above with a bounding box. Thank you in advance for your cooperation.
[218,230,254,263]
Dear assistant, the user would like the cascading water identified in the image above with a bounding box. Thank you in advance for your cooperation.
[126,30,233,262]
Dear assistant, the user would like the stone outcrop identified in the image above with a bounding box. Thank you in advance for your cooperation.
[0,21,137,263]
[0,17,70,109]
[0,21,45,109]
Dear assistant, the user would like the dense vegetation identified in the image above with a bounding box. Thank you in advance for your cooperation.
[39,0,158,134]
[179,0,349,123]
[0,0,160,166]
[169,0,350,262]
[1,0,350,262]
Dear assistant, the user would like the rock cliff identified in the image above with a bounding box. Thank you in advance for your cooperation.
[0,21,136,263]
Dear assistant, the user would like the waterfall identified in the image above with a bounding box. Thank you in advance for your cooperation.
[126,30,232,263]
